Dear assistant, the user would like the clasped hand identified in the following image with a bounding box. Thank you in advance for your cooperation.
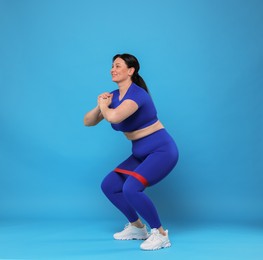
[98,92,113,107]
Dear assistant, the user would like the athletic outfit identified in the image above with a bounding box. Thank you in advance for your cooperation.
[101,83,179,230]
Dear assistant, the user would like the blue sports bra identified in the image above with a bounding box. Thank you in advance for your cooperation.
[109,83,158,132]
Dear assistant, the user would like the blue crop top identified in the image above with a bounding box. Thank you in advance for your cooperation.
[109,83,158,132]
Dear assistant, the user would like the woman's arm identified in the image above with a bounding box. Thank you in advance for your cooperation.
[98,97,139,124]
[83,105,104,126]
[84,92,113,126]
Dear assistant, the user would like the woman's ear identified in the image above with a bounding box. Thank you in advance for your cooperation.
[128,67,135,76]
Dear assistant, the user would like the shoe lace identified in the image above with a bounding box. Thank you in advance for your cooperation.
[148,228,160,241]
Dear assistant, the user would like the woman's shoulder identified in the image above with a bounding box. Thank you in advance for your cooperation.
[131,83,144,90]
[129,83,148,95]
[125,83,150,106]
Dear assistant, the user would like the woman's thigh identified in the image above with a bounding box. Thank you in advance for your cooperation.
[134,144,179,186]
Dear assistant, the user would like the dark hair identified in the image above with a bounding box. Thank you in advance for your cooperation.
[113,53,149,93]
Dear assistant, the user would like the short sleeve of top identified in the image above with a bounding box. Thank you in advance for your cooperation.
[109,83,158,132]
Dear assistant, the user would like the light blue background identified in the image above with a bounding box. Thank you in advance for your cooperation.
[0,0,262,227]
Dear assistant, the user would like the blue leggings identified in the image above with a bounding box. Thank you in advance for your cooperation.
[101,129,179,229]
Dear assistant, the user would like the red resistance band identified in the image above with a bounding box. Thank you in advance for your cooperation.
[114,168,149,187]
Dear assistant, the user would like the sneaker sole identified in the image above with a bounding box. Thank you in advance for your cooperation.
[140,241,171,250]
[114,235,149,240]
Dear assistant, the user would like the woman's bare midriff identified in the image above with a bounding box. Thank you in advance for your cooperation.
[124,120,164,140]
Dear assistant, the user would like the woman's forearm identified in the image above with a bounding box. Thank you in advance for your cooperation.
[99,99,139,124]
[99,104,116,123]
[84,105,103,126]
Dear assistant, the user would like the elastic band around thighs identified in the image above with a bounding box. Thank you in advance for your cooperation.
[114,168,149,187]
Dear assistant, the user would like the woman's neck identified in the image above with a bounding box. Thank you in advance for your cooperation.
[118,79,133,98]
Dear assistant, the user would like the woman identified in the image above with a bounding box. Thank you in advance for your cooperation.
[84,53,179,250]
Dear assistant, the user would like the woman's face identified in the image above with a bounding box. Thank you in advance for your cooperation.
[111,57,134,83]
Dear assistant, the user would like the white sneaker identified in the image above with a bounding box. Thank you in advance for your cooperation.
[140,228,171,250]
[113,223,149,240]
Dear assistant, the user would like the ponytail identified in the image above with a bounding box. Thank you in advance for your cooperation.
[132,73,149,93]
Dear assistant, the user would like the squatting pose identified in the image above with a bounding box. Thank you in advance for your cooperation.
[84,53,179,250]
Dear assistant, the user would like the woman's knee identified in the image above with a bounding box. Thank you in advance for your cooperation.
[101,173,114,195]
[101,172,124,195]
[101,177,109,195]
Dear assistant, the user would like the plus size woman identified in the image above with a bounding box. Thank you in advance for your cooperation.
[84,53,179,250]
